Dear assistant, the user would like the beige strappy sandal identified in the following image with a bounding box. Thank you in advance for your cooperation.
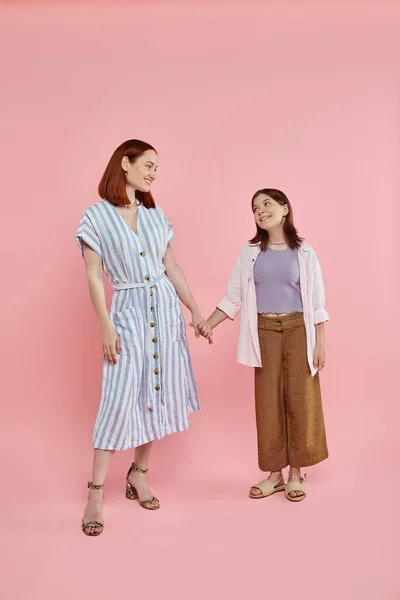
[82,482,104,536]
[126,462,160,510]
[285,474,307,502]
[249,477,286,499]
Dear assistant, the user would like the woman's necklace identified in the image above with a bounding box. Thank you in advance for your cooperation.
[268,241,287,246]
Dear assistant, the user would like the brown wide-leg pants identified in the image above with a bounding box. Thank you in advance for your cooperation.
[255,313,328,471]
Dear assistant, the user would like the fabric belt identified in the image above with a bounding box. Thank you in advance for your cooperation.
[112,273,164,291]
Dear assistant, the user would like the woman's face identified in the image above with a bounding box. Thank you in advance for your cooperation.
[123,149,158,193]
[252,194,288,231]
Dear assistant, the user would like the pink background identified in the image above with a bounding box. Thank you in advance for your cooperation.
[1,1,399,599]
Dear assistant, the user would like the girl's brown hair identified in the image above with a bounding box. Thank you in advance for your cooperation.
[249,188,303,251]
[98,139,157,208]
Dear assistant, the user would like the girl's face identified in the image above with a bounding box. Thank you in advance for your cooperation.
[252,194,288,231]
[122,149,158,193]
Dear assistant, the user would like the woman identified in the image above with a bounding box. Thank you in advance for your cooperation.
[199,189,329,502]
[76,139,205,536]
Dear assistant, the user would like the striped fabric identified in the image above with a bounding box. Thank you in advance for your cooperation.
[76,200,200,450]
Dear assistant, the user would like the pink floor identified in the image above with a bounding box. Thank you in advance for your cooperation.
[2,427,398,600]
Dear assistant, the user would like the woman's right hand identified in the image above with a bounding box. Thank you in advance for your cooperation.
[102,324,121,364]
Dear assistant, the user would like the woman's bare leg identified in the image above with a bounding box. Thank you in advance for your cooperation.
[82,448,115,534]
[127,442,159,509]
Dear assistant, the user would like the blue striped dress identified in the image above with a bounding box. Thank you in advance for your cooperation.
[76,199,200,450]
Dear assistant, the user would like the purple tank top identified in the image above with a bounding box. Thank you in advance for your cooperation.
[253,248,303,314]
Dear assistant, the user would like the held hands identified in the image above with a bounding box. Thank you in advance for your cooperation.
[189,312,213,344]
[102,324,121,364]
[199,321,214,344]
[198,320,213,344]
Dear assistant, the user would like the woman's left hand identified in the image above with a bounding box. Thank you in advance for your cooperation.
[198,320,214,344]
[313,343,326,371]
[189,312,207,339]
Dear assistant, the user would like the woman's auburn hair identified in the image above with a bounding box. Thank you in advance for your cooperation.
[98,139,157,208]
[249,188,303,251]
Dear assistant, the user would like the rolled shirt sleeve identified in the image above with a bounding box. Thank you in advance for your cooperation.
[76,211,103,259]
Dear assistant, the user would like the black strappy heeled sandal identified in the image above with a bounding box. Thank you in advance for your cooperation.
[82,482,104,536]
[126,463,160,510]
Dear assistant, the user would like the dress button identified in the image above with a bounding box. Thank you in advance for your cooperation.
[150,322,155,327]
[140,252,145,257]
[150,307,155,313]
[155,385,161,391]
[153,354,158,359]
[152,338,158,343]
[154,369,159,375]
[144,275,150,281]
[150,291,153,296]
